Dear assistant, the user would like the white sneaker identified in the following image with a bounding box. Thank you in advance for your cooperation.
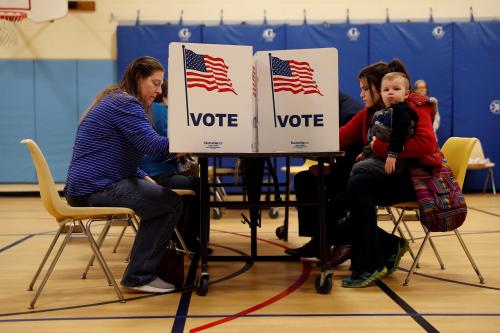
[129,278,175,293]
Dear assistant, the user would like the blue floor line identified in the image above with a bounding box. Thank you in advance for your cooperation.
[1,313,500,323]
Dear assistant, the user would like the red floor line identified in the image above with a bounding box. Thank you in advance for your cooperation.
[189,229,312,332]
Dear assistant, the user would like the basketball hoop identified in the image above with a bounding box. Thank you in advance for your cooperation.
[0,11,27,47]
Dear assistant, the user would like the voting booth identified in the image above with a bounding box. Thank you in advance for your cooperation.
[168,42,254,153]
[254,48,339,153]
[169,43,339,154]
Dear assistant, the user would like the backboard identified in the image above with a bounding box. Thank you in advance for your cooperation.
[0,0,68,22]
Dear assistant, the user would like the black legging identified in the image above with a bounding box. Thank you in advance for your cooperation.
[347,169,416,272]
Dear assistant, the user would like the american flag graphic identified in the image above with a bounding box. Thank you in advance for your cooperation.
[185,49,237,95]
[271,56,323,96]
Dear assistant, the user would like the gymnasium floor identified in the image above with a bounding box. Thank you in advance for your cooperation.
[0,193,499,332]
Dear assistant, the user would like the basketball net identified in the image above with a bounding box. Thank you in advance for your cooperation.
[0,11,27,47]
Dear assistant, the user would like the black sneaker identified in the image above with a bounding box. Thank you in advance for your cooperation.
[284,239,319,258]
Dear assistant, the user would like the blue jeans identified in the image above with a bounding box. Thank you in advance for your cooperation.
[66,177,183,287]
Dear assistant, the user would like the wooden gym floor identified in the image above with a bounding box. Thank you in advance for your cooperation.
[0,193,499,332]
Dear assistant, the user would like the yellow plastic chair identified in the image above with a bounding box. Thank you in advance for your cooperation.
[467,139,496,195]
[21,139,138,308]
[389,137,485,285]
[280,159,318,175]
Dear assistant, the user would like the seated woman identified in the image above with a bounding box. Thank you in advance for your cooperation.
[65,56,183,293]
[340,60,441,288]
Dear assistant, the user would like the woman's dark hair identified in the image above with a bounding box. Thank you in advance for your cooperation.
[120,56,164,98]
[81,56,164,122]
[358,59,411,111]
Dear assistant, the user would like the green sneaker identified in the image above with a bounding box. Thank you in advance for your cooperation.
[386,239,409,275]
[342,266,388,288]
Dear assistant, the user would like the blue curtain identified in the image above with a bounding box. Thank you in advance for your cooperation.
[286,23,369,100]
[117,24,202,80]
[454,22,500,191]
[369,23,453,144]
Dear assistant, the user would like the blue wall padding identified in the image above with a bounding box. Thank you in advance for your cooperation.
[202,24,286,51]
[369,23,454,144]
[117,24,203,80]
[286,23,369,100]
[77,60,116,118]
[453,22,500,191]
[34,61,79,182]
[0,60,36,182]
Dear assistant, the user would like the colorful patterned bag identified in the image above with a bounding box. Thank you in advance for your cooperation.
[409,163,467,232]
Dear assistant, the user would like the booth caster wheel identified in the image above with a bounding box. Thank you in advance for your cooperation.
[197,274,209,296]
[275,225,285,240]
[315,273,333,294]
[268,207,279,219]
[212,208,222,219]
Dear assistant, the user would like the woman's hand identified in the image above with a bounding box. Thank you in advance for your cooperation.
[385,156,397,174]
[143,175,157,184]
[355,153,365,162]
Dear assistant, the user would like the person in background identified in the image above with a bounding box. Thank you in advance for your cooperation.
[65,56,182,294]
[414,79,440,137]
[140,80,202,253]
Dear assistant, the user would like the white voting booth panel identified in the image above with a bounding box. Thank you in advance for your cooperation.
[255,48,339,153]
[168,42,254,153]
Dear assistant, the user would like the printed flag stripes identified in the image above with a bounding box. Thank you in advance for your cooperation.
[271,56,322,95]
[185,49,237,94]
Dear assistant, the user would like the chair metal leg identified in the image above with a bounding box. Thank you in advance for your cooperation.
[401,219,416,243]
[404,230,432,286]
[29,223,75,309]
[489,169,496,195]
[174,226,192,259]
[389,208,418,265]
[81,221,112,283]
[81,220,125,303]
[112,226,128,253]
[454,229,485,284]
[422,224,445,270]
[215,176,227,197]
[483,170,490,193]
[28,224,65,291]
[387,207,415,242]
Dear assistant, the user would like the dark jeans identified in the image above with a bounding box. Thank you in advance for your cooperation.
[152,172,200,248]
[347,170,416,273]
[66,177,183,287]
